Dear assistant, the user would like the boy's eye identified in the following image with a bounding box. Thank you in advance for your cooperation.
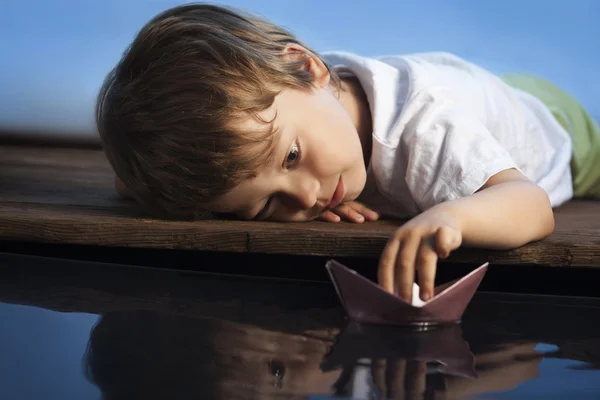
[284,142,300,168]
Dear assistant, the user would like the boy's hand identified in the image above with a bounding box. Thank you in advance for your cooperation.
[378,208,462,302]
[378,169,555,304]
[318,201,379,223]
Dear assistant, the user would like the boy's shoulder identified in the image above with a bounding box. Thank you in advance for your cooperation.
[324,50,496,88]
[378,51,469,66]
[323,50,501,113]
[380,51,499,88]
[324,50,478,70]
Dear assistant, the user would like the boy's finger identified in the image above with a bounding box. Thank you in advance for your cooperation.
[355,204,379,220]
[395,235,419,302]
[330,204,364,223]
[416,238,437,301]
[347,209,365,222]
[362,210,379,221]
[378,236,401,294]
[318,211,340,222]
[435,226,462,258]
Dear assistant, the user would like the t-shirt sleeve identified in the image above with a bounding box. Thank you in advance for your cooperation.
[401,99,520,212]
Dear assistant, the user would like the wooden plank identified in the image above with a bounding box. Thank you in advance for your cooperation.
[1,144,600,267]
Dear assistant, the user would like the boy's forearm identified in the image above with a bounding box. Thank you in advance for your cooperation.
[436,180,555,249]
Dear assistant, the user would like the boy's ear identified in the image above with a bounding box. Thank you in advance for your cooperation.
[282,43,330,89]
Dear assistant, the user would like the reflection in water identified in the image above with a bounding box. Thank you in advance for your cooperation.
[0,304,101,400]
[83,310,342,399]
[322,322,478,399]
[82,310,546,400]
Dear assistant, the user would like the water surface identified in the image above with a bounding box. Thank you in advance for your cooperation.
[1,253,599,399]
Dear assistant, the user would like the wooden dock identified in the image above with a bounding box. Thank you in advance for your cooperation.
[1,143,599,268]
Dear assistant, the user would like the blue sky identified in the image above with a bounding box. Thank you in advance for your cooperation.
[0,0,598,141]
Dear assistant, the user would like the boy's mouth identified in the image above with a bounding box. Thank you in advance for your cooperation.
[325,177,344,210]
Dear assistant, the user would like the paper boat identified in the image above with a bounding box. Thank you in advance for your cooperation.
[326,259,488,326]
[321,321,477,379]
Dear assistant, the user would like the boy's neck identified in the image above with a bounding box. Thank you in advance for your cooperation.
[338,76,373,167]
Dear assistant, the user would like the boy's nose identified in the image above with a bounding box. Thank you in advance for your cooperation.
[287,176,319,210]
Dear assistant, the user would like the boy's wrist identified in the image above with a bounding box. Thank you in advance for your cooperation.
[426,201,466,235]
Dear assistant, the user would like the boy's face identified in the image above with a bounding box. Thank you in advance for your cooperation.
[213,54,369,222]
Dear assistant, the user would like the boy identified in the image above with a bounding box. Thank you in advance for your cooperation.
[98,3,600,303]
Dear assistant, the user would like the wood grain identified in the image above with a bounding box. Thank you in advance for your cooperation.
[1,144,600,267]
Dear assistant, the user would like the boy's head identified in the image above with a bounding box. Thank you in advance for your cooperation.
[97,3,368,221]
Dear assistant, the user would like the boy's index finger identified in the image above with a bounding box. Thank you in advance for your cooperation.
[395,235,419,302]
[378,236,400,294]
[416,238,437,301]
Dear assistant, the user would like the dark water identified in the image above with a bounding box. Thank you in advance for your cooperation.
[1,252,600,400]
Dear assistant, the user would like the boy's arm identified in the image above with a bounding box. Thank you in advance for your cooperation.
[444,168,554,249]
[378,168,555,301]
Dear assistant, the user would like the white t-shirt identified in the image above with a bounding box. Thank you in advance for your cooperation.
[322,51,574,218]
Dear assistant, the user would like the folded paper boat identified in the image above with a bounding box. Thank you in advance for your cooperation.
[326,259,489,326]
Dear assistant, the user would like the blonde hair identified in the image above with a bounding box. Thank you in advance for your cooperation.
[97,3,341,219]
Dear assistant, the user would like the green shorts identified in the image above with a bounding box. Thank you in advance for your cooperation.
[502,73,600,199]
